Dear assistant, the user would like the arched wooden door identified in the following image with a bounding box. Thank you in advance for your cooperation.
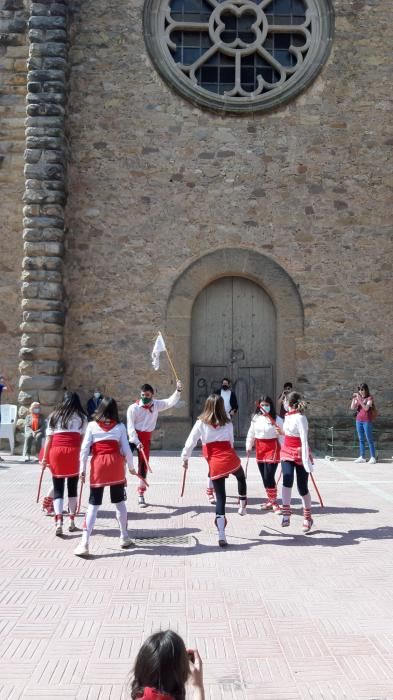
[191,277,276,439]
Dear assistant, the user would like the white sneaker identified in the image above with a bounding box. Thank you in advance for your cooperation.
[55,520,63,536]
[120,536,134,549]
[74,542,89,558]
[368,457,376,464]
[68,519,77,532]
[354,457,366,463]
[238,502,247,516]
[23,457,30,463]
[138,495,148,508]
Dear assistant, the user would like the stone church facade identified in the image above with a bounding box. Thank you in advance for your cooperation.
[0,0,392,452]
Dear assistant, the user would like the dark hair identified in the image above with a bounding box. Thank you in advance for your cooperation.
[283,382,293,390]
[199,394,230,426]
[255,395,276,420]
[141,384,154,394]
[358,383,370,398]
[221,377,231,384]
[286,391,307,413]
[130,630,189,700]
[93,396,120,423]
[49,392,87,430]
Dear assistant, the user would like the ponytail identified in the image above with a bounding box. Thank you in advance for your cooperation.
[287,391,308,414]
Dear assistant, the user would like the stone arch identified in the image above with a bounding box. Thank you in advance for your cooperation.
[161,247,304,445]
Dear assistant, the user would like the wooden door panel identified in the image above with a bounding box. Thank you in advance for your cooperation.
[191,278,233,366]
[192,365,227,422]
[232,277,276,367]
[191,277,276,439]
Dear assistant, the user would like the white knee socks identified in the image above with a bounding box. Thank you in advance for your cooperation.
[302,492,312,509]
[115,501,129,538]
[68,496,77,515]
[81,504,99,544]
[53,498,63,517]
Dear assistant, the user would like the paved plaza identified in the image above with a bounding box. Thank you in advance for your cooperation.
[0,452,393,700]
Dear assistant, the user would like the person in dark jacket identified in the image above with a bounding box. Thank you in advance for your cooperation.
[87,390,103,420]
[214,378,238,418]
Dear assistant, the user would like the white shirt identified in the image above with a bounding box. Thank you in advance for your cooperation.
[283,412,313,472]
[246,414,284,452]
[46,413,88,436]
[80,421,133,475]
[220,389,232,415]
[181,420,234,461]
[127,390,181,444]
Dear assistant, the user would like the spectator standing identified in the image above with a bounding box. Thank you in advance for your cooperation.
[277,382,293,419]
[215,377,238,418]
[350,383,377,464]
[87,390,103,420]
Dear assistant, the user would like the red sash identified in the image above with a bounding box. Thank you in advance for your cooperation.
[202,440,241,480]
[52,432,81,448]
[280,435,302,464]
[141,689,174,700]
[48,432,81,478]
[90,439,126,487]
[92,440,120,455]
[255,437,280,463]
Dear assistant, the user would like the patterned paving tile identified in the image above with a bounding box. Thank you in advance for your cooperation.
[0,454,393,699]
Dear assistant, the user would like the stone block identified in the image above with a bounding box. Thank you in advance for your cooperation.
[24,242,64,256]
[19,374,63,390]
[18,390,34,406]
[37,282,63,300]
[43,333,63,348]
[23,227,64,242]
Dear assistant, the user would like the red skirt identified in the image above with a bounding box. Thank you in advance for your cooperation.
[202,441,241,480]
[137,430,152,461]
[48,432,81,478]
[90,440,126,488]
[255,438,280,463]
[280,435,313,466]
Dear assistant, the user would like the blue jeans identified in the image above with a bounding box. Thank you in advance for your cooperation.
[356,421,375,459]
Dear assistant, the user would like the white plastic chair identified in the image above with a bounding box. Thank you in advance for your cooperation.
[0,404,18,454]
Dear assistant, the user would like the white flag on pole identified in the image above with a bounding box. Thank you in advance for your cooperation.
[152,332,166,371]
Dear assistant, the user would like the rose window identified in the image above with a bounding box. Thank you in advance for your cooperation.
[143,0,334,113]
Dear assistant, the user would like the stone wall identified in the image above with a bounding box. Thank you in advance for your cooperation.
[1,0,391,452]
[18,0,69,427]
[0,0,28,411]
[61,0,392,450]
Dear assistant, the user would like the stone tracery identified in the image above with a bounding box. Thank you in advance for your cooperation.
[144,0,334,112]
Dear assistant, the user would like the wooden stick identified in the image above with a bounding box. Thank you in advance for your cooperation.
[140,447,153,473]
[77,479,84,515]
[159,331,179,382]
[180,463,188,497]
[165,347,179,383]
[310,473,324,508]
[36,464,46,504]
[245,454,250,479]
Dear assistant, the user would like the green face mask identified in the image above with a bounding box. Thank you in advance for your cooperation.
[141,396,152,405]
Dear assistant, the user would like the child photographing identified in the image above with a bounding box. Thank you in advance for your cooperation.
[129,630,204,700]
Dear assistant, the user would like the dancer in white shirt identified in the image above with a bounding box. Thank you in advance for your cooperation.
[246,395,284,512]
[41,392,88,536]
[278,392,314,532]
[127,381,182,507]
[181,394,246,548]
[74,397,138,558]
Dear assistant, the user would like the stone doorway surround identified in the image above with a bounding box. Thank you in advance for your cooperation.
[159,247,304,448]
